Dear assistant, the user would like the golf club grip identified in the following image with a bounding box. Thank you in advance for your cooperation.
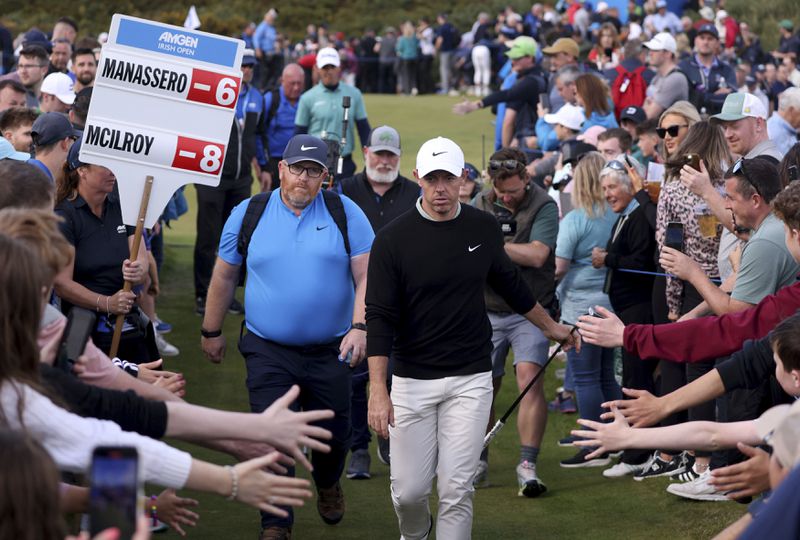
[498,326,576,424]
[483,420,505,448]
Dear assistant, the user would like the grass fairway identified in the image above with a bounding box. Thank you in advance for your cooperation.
[152,94,744,539]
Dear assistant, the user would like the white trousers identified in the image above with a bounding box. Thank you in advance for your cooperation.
[390,371,493,540]
[471,45,491,88]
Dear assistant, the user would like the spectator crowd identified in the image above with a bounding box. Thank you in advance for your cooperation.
[2,1,800,539]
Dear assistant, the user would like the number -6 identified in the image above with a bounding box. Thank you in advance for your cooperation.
[215,78,237,106]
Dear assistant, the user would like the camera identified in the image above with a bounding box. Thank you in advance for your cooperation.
[493,204,517,236]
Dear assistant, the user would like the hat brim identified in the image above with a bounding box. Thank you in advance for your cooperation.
[368,145,401,155]
[711,112,746,122]
[284,155,328,168]
[416,163,464,179]
[755,404,791,441]
[541,46,559,55]
[57,93,76,105]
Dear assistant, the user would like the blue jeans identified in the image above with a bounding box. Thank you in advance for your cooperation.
[567,343,621,423]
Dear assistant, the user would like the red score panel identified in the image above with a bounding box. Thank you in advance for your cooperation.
[171,136,226,175]
[186,68,241,109]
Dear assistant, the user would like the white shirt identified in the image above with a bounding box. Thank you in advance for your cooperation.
[1,381,192,488]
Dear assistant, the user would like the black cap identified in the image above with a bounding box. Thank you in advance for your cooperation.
[31,112,81,147]
[282,134,328,168]
[620,106,646,124]
[561,140,597,166]
[697,23,719,39]
[66,135,85,171]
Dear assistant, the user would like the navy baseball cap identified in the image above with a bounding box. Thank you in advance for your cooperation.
[697,23,719,39]
[283,135,328,168]
[620,106,646,124]
[66,135,85,171]
[241,49,257,67]
[31,112,81,147]
[464,162,480,181]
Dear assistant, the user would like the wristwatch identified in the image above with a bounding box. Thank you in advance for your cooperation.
[351,322,367,331]
[201,328,223,338]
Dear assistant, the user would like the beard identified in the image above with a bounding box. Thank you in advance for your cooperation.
[366,164,399,184]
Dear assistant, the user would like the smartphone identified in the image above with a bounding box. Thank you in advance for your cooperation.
[586,306,602,318]
[89,446,141,539]
[539,92,551,112]
[789,165,799,183]
[57,307,97,374]
[683,153,701,171]
[604,47,613,57]
[665,222,684,252]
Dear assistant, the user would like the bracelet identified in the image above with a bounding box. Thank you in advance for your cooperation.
[106,295,111,315]
[95,295,101,312]
[149,494,158,527]
[351,322,367,332]
[201,328,223,338]
[225,465,239,501]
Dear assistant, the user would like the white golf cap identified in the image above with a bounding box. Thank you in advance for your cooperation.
[544,103,586,132]
[755,400,800,468]
[416,137,465,178]
[711,92,768,122]
[643,32,677,54]
[40,72,75,105]
[316,47,341,69]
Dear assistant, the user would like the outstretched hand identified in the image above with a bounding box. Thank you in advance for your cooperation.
[600,387,665,427]
[235,452,314,517]
[576,306,625,348]
[259,385,333,472]
[571,406,632,459]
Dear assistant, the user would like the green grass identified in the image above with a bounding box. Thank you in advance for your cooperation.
[151,94,743,539]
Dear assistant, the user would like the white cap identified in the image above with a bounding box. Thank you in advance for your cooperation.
[544,104,586,131]
[716,9,728,20]
[415,137,465,178]
[711,92,769,121]
[40,72,75,105]
[316,47,341,69]
[596,1,608,12]
[643,32,677,54]
[755,400,800,468]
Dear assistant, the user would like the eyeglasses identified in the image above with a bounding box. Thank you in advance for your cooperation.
[488,159,523,172]
[287,163,325,178]
[656,124,688,139]
[731,157,762,198]
[17,63,46,70]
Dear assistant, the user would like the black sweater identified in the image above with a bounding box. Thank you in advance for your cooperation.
[366,205,537,379]
[40,364,168,439]
[604,190,658,313]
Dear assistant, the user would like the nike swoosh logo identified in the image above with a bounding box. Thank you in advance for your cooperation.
[468,244,482,252]
[432,151,447,156]
[301,145,318,151]
[316,225,329,230]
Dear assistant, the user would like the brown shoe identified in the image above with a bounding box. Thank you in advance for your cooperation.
[259,526,292,540]
[317,482,345,525]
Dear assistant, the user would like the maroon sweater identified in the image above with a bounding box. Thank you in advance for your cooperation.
[623,282,800,362]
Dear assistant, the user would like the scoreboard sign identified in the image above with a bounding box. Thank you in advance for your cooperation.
[82,14,244,227]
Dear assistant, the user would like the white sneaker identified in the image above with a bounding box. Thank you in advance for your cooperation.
[155,333,180,356]
[665,470,731,501]
[516,460,547,498]
[472,459,489,488]
[603,461,647,478]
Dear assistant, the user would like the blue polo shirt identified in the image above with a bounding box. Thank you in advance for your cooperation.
[264,87,299,159]
[219,190,374,345]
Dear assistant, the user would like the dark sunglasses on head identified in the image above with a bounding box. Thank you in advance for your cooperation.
[731,157,762,198]
[656,124,688,139]
[488,159,523,172]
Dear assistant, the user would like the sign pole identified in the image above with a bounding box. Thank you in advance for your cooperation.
[109,175,154,359]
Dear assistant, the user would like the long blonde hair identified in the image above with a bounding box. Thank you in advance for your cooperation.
[571,152,607,217]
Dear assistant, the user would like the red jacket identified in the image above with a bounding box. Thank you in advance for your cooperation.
[623,282,800,362]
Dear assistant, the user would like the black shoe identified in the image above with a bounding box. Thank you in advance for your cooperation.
[229,298,245,315]
[195,296,206,316]
[560,448,612,468]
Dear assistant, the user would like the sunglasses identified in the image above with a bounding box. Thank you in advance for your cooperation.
[488,159,523,172]
[731,157,762,198]
[656,124,688,139]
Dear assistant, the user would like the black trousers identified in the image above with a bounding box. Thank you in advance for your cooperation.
[617,302,658,465]
[257,53,283,91]
[193,180,251,299]
[239,332,352,529]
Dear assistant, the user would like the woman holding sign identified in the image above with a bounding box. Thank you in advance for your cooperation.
[54,136,155,363]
